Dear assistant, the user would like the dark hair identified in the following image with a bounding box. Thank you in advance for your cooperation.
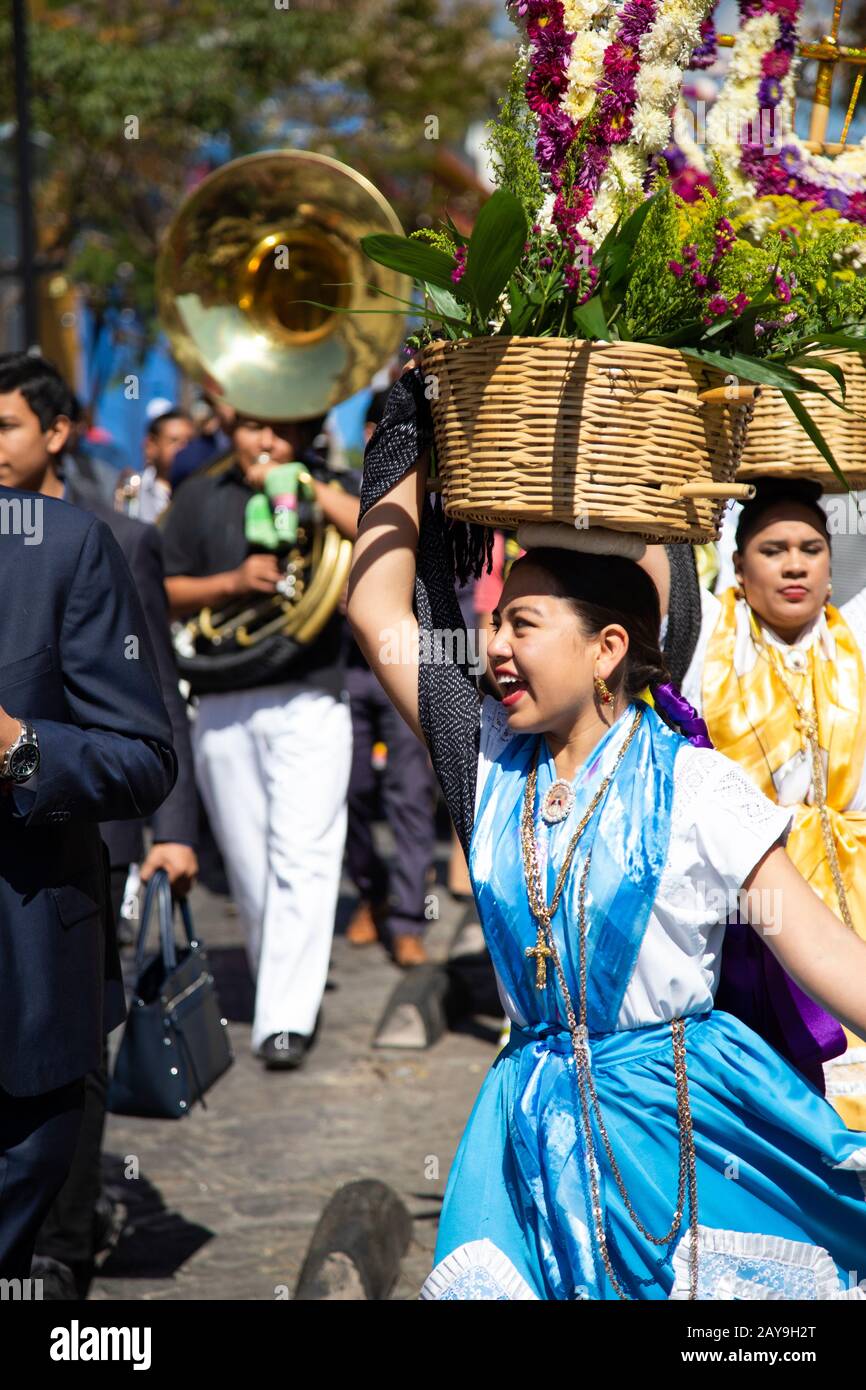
[511,548,669,700]
[735,476,829,551]
[0,351,75,429]
[147,408,192,439]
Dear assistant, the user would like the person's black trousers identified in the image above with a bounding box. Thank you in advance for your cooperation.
[33,863,127,1272]
[0,1078,85,1278]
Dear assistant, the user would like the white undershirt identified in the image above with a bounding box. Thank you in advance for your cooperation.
[474,697,792,1032]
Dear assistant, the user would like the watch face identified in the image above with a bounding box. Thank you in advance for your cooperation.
[10,743,39,780]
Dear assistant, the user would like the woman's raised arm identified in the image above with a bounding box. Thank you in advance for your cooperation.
[744,844,866,1040]
[346,449,428,743]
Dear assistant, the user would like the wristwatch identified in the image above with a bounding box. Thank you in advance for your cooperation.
[0,720,40,782]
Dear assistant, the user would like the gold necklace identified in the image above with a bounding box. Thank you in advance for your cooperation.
[520,706,700,1301]
[748,612,855,934]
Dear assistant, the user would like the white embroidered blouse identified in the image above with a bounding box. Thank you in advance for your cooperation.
[475,696,792,1033]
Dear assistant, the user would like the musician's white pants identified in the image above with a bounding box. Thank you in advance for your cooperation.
[193,682,352,1051]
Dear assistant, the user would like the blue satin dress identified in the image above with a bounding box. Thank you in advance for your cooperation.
[421,703,866,1301]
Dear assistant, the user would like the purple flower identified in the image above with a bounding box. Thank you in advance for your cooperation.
[823,187,850,212]
[526,59,568,116]
[731,293,750,316]
[705,295,729,319]
[776,19,798,53]
[691,16,717,69]
[451,245,468,285]
[668,260,685,277]
[663,143,687,176]
[774,273,792,303]
[777,145,801,173]
[617,0,656,47]
[574,139,610,191]
[536,109,578,169]
[758,76,784,109]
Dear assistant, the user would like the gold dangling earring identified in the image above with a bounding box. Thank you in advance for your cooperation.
[594,672,614,706]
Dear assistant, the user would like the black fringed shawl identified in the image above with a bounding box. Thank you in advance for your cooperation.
[358,367,703,859]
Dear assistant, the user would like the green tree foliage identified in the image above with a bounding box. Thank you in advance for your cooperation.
[2,0,511,324]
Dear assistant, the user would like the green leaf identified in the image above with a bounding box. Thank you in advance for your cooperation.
[807,331,866,352]
[618,191,659,250]
[462,188,528,320]
[504,281,535,335]
[783,392,850,489]
[788,354,846,400]
[681,347,832,395]
[643,322,714,347]
[572,295,609,340]
[361,233,461,296]
[425,282,466,325]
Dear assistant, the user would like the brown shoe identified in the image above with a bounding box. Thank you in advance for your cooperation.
[346,899,386,946]
[392,933,429,968]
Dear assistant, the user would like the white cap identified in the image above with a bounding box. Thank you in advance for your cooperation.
[145,396,175,422]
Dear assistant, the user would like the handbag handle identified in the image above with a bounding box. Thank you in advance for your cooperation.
[133,868,196,974]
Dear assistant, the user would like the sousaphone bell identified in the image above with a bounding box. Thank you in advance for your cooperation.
[155,149,409,692]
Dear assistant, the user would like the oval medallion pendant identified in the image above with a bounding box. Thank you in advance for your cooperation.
[541,779,575,825]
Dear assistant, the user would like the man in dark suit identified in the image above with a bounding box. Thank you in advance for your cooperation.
[0,352,177,1276]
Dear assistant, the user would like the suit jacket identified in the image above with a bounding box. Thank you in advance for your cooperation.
[64,474,198,863]
[0,486,177,1096]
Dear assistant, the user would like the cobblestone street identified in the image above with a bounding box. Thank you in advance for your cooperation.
[89,850,498,1301]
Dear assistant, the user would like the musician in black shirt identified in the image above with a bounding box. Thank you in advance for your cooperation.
[162,413,359,1071]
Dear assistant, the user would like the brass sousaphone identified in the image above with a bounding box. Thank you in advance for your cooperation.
[156,149,408,693]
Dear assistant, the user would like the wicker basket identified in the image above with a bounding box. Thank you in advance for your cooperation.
[421,337,755,542]
[737,349,866,492]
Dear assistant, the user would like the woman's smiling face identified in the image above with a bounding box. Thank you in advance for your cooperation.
[487,561,627,736]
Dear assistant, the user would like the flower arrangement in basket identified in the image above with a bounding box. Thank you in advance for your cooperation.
[660,0,866,487]
[361,0,864,538]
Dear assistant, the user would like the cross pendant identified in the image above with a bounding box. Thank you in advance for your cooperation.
[525,934,552,989]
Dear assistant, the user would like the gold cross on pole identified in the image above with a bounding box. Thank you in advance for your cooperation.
[525,932,552,990]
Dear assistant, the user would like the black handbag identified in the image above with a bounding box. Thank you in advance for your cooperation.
[108,870,233,1118]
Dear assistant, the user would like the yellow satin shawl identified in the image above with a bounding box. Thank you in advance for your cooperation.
[703,588,866,933]
[703,589,866,1126]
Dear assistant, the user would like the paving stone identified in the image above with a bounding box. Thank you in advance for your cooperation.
[89,851,496,1301]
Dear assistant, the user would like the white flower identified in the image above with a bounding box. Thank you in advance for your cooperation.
[537,190,557,233]
[635,62,682,110]
[563,85,597,121]
[569,30,607,66]
[630,102,673,152]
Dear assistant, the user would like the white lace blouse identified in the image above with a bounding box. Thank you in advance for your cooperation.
[475,696,792,1032]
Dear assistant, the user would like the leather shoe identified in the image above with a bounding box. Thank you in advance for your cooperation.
[392,933,429,968]
[260,1032,308,1070]
[346,897,387,946]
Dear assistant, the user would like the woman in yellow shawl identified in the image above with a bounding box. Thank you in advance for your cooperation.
[677,478,866,1128]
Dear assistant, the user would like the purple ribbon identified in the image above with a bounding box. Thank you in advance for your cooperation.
[716,918,845,1093]
[651,681,714,748]
[649,679,845,1090]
